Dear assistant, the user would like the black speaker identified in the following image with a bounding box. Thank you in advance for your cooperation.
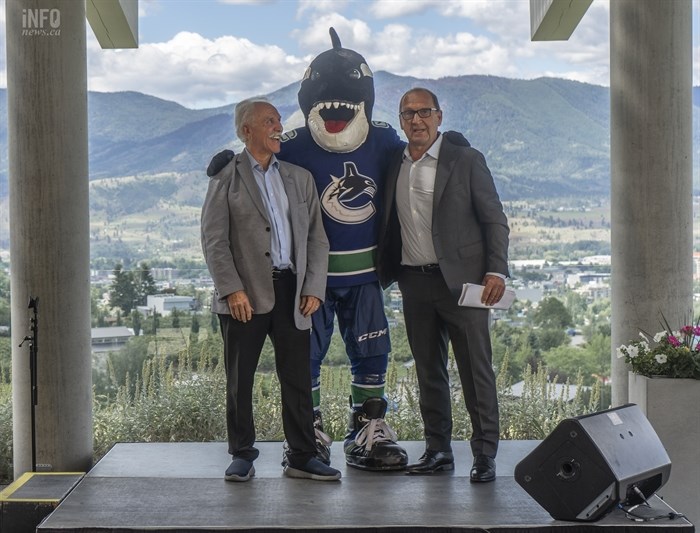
[514,403,671,522]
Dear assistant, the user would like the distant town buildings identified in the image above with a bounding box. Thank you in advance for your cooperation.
[144,294,196,316]
[91,326,133,354]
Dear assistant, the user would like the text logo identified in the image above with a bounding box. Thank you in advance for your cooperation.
[22,9,61,37]
[357,328,388,342]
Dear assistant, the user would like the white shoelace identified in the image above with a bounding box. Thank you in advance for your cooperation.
[314,427,333,447]
[354,417,398,452]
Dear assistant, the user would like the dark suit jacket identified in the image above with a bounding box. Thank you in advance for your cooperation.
[377,132,509,296]
[201,152,329,330]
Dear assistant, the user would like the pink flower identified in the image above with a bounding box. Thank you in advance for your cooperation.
[668,335,681,347]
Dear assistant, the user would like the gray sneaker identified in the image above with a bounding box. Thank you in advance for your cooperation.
[283,456,341,481]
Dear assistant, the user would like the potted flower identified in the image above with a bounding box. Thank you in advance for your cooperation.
[616,324,700,379]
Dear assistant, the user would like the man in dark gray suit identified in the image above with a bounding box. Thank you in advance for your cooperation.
[377,88,509,483]
[201,98,340,482]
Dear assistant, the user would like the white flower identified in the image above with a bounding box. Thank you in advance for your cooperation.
[655,353,668,364]
[653,331,666,343]
[616,346,626,359]
[627,345,640,359]
[639,332,650,342]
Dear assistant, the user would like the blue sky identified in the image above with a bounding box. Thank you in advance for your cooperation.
[1,0,699,109]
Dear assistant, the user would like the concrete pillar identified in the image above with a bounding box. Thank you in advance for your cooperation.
[7,0,93,476]
[610,0,692,406]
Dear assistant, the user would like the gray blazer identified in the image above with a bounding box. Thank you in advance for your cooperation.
[201,152,329,330]
[377,132,509,296]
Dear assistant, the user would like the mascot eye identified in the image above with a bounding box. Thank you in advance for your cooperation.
[347,69,361,80]
[310,70,321,81]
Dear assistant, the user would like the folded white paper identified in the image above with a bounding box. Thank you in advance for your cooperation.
[458,283,516,310]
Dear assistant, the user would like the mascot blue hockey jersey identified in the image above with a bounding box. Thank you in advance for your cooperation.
[280,124,402,287]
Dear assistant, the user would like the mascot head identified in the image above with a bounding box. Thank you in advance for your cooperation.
[298,28,374,153]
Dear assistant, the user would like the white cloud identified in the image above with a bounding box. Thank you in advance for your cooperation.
[367,25,516,80]
[370,0,434,18]
[292,13,373,52]
[297,0,349,18]
[87,30,306,108]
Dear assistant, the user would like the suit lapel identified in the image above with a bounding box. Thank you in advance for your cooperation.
[432,138,457,212]
[278,164,298,205]
[278,163,301,248]
[235,153,269,220]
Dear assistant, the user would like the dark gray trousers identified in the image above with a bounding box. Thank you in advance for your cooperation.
[398,268,499,458]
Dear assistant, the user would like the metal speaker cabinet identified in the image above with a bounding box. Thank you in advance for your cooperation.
[515,403,671,521]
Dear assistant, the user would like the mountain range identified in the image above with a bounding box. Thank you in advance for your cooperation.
[1,73,699,201]
[0,74,699,263]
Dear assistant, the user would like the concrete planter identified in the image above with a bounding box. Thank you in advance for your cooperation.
[628,372,700,524]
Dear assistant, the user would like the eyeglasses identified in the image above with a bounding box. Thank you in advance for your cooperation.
[399,108,440,121]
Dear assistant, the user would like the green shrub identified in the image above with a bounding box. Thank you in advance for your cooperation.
[0,345,603,481]
[0,364,12,484]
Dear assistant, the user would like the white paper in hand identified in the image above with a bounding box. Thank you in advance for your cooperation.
[458,283,515,310]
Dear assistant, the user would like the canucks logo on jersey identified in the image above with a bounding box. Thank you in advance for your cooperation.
[320,161,377,224]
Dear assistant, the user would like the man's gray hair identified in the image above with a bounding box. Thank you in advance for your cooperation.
[234,97,271,143]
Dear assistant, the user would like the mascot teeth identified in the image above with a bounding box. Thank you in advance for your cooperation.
[308,101,369,153]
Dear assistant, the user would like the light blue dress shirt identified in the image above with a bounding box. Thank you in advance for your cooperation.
[245,150,293,270]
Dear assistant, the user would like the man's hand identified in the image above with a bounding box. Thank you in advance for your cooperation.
[300,295,322,317]
[481,275,505,307]
[227,290,254,322]
[207,149,235,177]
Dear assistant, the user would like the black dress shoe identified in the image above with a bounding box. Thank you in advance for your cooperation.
[406,450,454,475]
[470,455,496,483]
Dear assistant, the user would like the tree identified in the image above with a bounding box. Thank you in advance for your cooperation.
[109,264,138,314]
[134,262,157,305]
[533,297,573,330]
[171,308,180,329]
[130,310,142,336]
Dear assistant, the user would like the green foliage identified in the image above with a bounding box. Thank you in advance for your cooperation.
[533,297,573,329]
[0,340,605,484]
[0,337,11,379]
[497,356,601,440]
[109,264,138,313]
[543,344,602,385]
[536,328,569,352]
[0,269,10,328]
[0,364,12,484]
[108,262,158,314]
[134,263,157,305]
[93,348,228,459]
[93,336,153,399]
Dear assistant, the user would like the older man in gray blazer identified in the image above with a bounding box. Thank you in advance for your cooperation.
[377,88,509,483]
[201,98,340,482]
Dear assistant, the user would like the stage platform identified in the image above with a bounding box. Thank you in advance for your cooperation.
[37,440,693,532]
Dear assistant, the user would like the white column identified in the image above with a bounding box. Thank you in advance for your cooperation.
[610,0,692,406]
[7,0,92,476]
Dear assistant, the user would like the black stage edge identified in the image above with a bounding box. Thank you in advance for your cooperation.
[37,441,693,532]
